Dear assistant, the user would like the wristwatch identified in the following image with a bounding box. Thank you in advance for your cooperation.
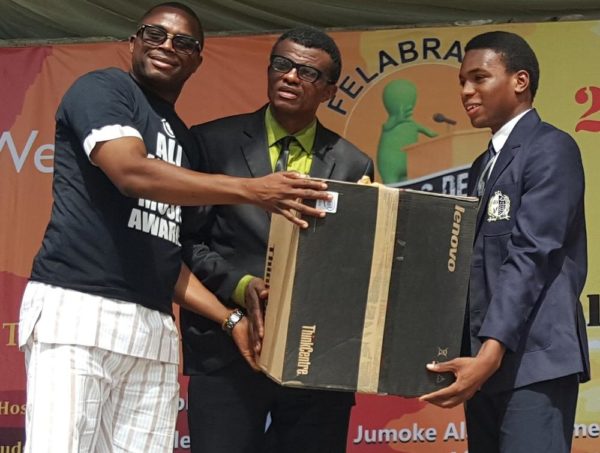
[222,309,244,336]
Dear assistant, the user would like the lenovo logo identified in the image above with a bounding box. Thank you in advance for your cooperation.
[447,204,465,272]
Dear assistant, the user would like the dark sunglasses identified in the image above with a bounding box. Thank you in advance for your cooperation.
[136,24,201,55]
[269,55,332,84]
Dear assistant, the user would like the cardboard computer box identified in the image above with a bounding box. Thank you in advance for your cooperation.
[259,180,478,397]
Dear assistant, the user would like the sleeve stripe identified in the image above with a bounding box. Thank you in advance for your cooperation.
[83,125,143,157]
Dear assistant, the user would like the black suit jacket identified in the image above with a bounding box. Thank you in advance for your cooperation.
[181,106,374,374]
[466,110,590,394]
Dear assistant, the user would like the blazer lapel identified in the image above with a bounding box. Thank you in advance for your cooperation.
[475,109,541,230]
[240,107,272,178]
[309,122,336,179]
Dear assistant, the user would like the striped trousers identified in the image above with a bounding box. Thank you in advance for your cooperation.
[23,339,179,453]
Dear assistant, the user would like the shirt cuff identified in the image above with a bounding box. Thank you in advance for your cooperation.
[232,274,255,308]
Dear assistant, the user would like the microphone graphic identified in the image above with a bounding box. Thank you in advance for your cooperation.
[433,113,457,125]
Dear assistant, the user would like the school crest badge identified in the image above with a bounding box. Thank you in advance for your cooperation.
[487,191,511,222]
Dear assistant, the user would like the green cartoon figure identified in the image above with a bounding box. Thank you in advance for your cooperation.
[377,79,437,184]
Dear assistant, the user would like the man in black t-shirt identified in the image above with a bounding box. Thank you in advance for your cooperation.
[19,3,330,453]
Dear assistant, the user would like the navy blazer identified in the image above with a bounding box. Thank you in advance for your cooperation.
[180,106,374,374]
[466,109,590,394]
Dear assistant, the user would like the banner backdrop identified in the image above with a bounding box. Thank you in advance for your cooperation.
[1,20,600,452]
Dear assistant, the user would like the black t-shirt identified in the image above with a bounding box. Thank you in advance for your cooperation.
[31,68,198,315]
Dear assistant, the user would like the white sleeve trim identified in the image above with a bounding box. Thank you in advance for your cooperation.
[83,124,143,159]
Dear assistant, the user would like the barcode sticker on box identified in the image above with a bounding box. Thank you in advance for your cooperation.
[316,191,339,213]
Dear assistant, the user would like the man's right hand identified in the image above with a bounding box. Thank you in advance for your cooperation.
[246,172,330,227]
[231,316,261,372]
[419,338,505,408]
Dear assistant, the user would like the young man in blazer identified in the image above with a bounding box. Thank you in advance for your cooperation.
[181,27,374,453]
[421,31,590,453]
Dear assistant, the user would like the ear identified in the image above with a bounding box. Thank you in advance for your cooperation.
[514,69,530,96]
[320,83,337,104]
[129,35,136,53]
[191,54,203,74]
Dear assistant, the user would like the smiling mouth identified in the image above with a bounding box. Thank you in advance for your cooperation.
[149,55,177,69]
[465,104,480,115]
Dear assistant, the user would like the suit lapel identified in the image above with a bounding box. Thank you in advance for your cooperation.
[475,109,541,231]
[240,107,272,178]
[239,112,338,180]
[309,122,336,179]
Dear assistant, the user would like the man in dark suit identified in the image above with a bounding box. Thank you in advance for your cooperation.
[181,27,374,453]
[421,31,590,453]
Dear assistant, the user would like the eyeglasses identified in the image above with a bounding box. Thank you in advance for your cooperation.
[269,55,331,84]
[136,24,201,55]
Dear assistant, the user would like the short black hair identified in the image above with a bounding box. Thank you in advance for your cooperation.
[140,2,204,49]
[272,27,342,84]
[465,31,539,100]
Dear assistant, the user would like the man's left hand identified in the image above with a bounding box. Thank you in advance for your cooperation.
[245,277,269,355]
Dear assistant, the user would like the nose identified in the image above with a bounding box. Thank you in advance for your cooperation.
[461,81,475,96]
[282,67,301,84]
[461,80,475,98]
[158,36,176,52]
[156,33,175,52]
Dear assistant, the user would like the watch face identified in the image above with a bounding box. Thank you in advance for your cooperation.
[225,310,243,333]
